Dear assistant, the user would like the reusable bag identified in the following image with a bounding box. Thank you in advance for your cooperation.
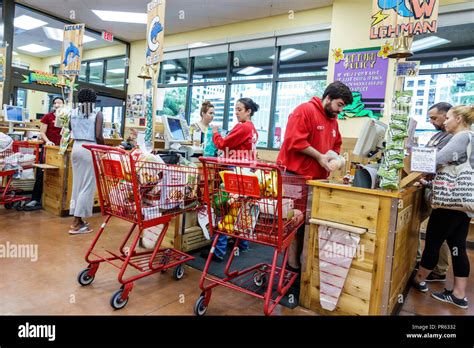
[431,132,474,213]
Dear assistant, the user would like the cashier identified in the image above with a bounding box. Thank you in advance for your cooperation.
[277,81,353,277]
[190,100,215,145]
[23,96,64,211]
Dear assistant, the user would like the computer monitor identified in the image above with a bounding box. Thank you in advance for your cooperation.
[162,115,191,144]
[3,105,29,123]
[353,118,388,158]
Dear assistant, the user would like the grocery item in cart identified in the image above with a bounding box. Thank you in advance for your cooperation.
[234,202,260,238]
[141,225,165,249]
[257,197,294,219]
[0,132,13,153]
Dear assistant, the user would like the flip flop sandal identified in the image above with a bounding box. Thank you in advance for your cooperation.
[69,225,93,235]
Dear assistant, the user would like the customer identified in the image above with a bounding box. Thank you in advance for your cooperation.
[24,96,64,211]
[190,100,215,145]
[201,97,259,261]
[69,88,104,235]
[416,102,453,281]
[277,81,353,274]
[413,104,474,309]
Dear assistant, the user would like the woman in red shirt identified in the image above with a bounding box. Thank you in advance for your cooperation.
[212,98,259,161]
[201,98,259,262]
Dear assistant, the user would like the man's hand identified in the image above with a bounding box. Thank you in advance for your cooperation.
[46,141,55,146]
[317,153,332,172]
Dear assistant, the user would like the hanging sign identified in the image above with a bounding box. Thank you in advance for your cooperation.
[333,46,390,120]
[146,0,166,66]
[396,61,420,76]
[370,0,440,40]
[59,23,85,75]
[22,71,78,89]
[102,31,114,42]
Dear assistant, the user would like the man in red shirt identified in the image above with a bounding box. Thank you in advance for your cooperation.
[277,81,353,275]
[24,96,64,211]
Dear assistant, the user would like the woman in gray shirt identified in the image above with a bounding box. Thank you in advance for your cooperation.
[414,105,474,309]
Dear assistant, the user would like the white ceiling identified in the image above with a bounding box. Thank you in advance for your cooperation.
[16,0,333,42]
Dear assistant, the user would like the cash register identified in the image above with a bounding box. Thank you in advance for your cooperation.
[162,115,203,160]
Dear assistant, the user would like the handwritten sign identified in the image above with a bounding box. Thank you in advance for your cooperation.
[411,147,437,173]
[59,24,85,75]
[334,47,389,120]
[370,0,440,40]
[146,0,166,66]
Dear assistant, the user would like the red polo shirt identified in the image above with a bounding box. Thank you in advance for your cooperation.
[40,112,62,145]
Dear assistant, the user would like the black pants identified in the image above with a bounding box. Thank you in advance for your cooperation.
[420,208,471,277]
[31,168,44,202]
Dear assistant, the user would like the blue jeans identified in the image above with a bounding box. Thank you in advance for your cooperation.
[214,235,249,259]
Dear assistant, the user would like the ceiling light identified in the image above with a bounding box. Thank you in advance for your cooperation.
[42,27,96,43]
[12,51,19,56]
[189,42,210,49]
[163,63,176,70]
[14,15,47,30]
[92,10,147,24]
[89,62,103,67]
[237,66,263,75]
[17,44,51,53]
[452,56,474,66]
[412,36,450,52]
[107,68,125,74]
[270,48,306,61]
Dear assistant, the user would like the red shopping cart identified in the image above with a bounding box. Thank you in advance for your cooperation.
[78,144,200,309]
[194,158,309,316]
[0,141,40,209]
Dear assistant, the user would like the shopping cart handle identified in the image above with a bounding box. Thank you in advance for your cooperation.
[82,144,128,154]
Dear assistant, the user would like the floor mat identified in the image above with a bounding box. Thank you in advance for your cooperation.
[187,241,300,309]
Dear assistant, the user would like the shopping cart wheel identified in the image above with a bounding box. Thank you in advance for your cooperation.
[77,268,95,286]
[4,203,13,209]
[173,264,185,280]
[194,295,208,316]
[110,289,129,310]
[253,271,267,287]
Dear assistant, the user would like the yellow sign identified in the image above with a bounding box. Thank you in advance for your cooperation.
[59,24,85,75]
[146,0,166,66]
[370,0,439,40]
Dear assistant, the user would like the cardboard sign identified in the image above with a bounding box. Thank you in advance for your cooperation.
[59,24,85,75]
[370,0,440,40]
[146,0,166,66]
[411,147,437,173]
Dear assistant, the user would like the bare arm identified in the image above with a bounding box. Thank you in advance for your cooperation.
[95,112,105,145]
[300,146,332,171]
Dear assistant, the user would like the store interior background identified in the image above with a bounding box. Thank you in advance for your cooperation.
[2,0,472,156]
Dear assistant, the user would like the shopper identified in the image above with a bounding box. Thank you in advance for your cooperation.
[413,104,474,309]
[24,96,64,211]
[277,81,353,275]
[190,100,215,145]
[201,97,259,261]
[69,88,104,235]
[416,102,453,281]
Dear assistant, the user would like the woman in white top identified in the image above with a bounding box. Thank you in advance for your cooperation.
[69,88,105,234]
[190,101,215,145]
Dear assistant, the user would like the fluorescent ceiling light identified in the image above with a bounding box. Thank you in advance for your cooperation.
[14,15,47,30]
[412,36,450,52]
[107,68,125,74]
[92,10,147,24]
[188,42,210,49]
[237,66,263,75]
[42,27,96,43]
[163,63,176,70]
[89,62,103,67]
[270,48,306,61]
[12,51,18,56]
[17,43,51,53]
[452,56,474,66]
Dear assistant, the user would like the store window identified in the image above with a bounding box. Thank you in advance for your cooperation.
[278,41,328,78]
[190,85,226,128]
[105,57,126,89]
[228,83,272,147]
[231,47,274,81]
[273,80,326,148]
[160,86,188,119]
[79,62,87,82]
[193,52,228,83]
[89,60,104,85]
[159,58,189,84]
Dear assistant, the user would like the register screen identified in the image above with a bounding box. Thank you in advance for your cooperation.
[167,118,185,140]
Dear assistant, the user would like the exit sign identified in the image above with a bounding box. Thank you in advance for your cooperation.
[102,31,114,42]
